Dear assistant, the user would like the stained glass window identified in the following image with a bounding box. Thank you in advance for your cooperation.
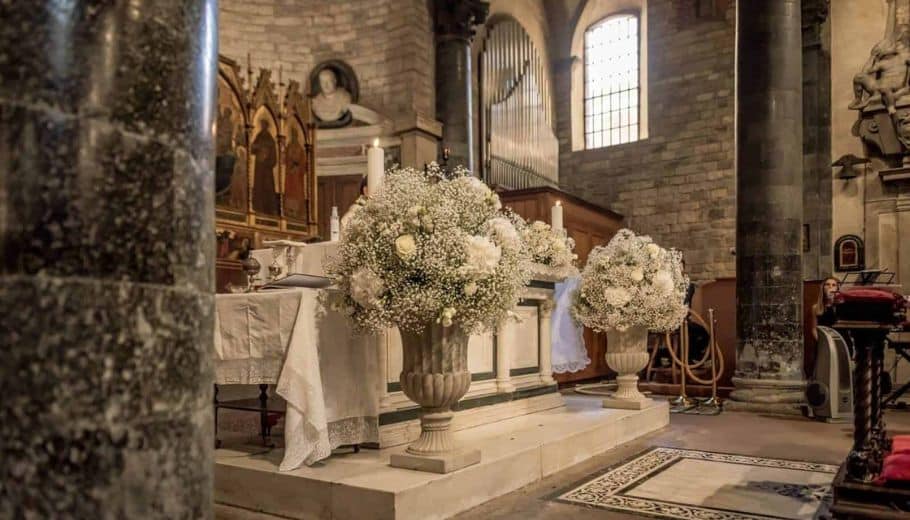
[584,14,640,149]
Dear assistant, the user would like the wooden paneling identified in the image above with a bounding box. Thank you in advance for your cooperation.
[317,174,363,240]
[499,186,624,384]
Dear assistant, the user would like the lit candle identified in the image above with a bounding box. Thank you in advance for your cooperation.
[551,200,564,231]
[367,138,384,195]
[330,206,340,242]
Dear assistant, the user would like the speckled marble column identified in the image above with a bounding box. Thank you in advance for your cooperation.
[0,2,217,518]
[728,0,806,414]
[434,0,488,173]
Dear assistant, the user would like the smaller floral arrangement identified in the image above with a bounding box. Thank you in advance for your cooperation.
[572,229,688,333]
[522,220,578,277]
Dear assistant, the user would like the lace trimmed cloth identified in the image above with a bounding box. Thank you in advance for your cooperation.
[551,277,591,374]
[214,289,381,470]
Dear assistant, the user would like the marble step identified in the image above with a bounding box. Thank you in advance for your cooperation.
[214,394,670,520]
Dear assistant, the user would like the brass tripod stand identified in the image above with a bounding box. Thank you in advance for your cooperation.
[646,308,725,414]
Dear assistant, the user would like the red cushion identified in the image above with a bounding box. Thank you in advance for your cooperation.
[837,288,903,305]
[893,435,910,454]
[878,452,910,483]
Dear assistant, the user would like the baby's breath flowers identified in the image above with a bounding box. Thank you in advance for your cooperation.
[572,229,688,333]
[521,220,578,278]
[326,163,531,333]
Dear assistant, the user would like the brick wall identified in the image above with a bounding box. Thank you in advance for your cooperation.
[219,0,435,120]
[556,0,736,280]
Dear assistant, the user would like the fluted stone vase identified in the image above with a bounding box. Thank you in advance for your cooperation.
[389,323,481,473]
[603,325,654,410]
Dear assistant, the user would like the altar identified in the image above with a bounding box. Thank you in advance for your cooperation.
[216,242,567,463]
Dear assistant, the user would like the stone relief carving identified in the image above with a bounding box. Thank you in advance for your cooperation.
[850,0,910,163]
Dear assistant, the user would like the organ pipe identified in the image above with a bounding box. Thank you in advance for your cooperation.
[480,18,558,190]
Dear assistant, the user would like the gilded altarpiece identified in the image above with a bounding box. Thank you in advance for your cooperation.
[215,56,317,291]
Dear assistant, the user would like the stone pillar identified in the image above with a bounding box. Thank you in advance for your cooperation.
[538,299,555,386]
[729,0,806,413]
[434,0,488,173]
[1,2,217,518]
[801,0,832,280]
[496,320,516,393]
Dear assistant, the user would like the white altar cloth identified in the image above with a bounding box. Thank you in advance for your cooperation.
[214,288,380,470]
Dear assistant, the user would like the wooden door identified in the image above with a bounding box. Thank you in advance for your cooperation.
[317,174,362,240]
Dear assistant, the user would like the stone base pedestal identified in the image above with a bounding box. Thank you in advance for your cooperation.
[602,396,657,410]
[725,377,806,415]
[390,448,481,474]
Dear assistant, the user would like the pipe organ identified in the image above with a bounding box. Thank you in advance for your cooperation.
[481,19,559,190]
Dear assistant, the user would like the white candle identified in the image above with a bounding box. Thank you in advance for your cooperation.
[367,138,384,196]
[551,200,564,231]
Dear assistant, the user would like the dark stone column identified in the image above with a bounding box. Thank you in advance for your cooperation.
[801,0,832,281]
[0,2,217,518]
[434,0,488,173]
[728,0,806,413]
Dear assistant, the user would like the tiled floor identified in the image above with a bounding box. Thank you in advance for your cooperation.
[453,407,910,519]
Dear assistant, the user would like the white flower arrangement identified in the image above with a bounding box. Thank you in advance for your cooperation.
[326,163,531,333]
[571,229,688,333]
[522,220,578,278]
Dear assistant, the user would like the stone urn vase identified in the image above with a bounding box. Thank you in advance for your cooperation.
[388,323,481,473]
[603,325,653,410]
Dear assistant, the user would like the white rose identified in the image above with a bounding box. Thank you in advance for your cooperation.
[646,243,661,259]
[350,268,384,308]
[630,268,644,282]
[531,221,549,232]
[395,234,417,260]
[463,235,501,278]
[603,287,632,306]
[653,270,674,294]
[464,282,478,296]
[487,217,520,248]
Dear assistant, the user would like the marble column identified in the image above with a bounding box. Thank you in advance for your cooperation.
[0,2,217,518]
[538,300,556,386]
[728,0,806,413]
[434,0,488,173]
[496,320,516,393]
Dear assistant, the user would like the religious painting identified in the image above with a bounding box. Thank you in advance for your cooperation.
[215,70,249,212]
[250,108,280,217]
[284,116,309,221]
[834,235,865,272]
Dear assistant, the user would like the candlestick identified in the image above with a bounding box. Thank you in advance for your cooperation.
[551,200,564,231]
[367,138,384,195]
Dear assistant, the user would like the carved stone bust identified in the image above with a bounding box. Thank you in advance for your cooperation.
[312,68,351,122]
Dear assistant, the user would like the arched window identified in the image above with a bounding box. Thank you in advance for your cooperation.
[584,14,640,149]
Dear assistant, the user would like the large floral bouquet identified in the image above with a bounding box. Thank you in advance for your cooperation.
[522,220,578,277]
[326,164,531,333]
[572,229,688,333]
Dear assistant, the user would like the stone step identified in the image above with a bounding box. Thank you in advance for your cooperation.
[214,394,669,520]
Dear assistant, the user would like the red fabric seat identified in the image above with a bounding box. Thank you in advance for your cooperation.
[893,435,910,455]
[878,452,910,484]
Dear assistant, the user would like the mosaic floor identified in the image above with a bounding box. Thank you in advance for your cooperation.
[556,447,837,520]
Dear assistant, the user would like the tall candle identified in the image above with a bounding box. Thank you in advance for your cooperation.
[367,138,384,195]
[551,200,564,231]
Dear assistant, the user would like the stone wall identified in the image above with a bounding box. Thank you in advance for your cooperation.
[219,0,435,120]
[555,0,735,280]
